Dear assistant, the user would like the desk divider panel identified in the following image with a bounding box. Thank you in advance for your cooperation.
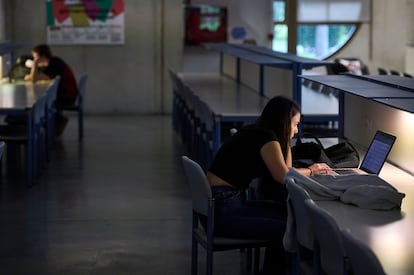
[222,54,237,80]
[264,66,292,98]
[344,93,414,175]
[239,59,261,92]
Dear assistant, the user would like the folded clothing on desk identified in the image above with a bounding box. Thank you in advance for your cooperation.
[286,169,405,210]
[283,169,406,252]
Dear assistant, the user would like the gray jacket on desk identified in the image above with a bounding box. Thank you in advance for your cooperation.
[286,169,405,210]
[282,169,406,252]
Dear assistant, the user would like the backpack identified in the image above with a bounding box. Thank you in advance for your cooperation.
[292,132,360,168]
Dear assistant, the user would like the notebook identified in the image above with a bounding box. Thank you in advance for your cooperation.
[333,130,396,175]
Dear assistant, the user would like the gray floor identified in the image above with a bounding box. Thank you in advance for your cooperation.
[0,115,254,275]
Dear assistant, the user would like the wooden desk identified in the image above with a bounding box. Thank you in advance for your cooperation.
[317,162,414,275]
[0,80,52,186]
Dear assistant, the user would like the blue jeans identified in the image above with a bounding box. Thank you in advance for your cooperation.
[211,186,288,274]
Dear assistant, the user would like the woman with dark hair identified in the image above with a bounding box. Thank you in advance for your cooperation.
[206,96,331,274]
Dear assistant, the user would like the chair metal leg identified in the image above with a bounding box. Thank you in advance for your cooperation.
[191,235,198,275]
[78,107,83,140]
[254,247,261,274]
[246,248,252,271]
[206,246,213,275]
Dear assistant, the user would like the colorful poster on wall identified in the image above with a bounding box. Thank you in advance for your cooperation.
[46,0,125,45]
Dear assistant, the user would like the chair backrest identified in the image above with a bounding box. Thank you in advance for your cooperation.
[341,229,386,275]
[377,67,388,75]
[47,76,60,109]
[181,156,212,216]
[75,73,88,107]
[285,177,314,250]
[304,199,348,275]
[0,141,5,160]
[34,94,48,127]
[390,69,401,76]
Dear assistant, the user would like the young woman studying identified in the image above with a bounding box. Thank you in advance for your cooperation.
[206,96,332,274]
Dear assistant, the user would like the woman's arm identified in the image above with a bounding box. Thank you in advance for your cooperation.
[24,57,51,82]
[261,141,290,184]
[261,141,332,183]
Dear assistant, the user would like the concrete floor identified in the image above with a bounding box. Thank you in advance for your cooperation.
[0,115,256,275]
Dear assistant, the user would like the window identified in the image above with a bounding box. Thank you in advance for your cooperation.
[272,0,370,60]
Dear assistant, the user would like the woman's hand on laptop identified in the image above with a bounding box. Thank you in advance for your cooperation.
[309,163,332,175]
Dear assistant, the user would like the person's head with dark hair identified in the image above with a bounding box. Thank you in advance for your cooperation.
[32,44,52,59]
[256,96,300,159]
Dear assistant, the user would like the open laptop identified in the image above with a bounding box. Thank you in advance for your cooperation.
[333,130,396,175]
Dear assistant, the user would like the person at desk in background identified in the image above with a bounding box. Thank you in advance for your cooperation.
[24,44,78,135]
[207,96,332,275]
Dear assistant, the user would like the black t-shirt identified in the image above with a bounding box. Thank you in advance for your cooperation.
[208,124,279,190]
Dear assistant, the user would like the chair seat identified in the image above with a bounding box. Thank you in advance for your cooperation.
[194,227,269,251]
[60,105,79,111]
[0,125,27,141]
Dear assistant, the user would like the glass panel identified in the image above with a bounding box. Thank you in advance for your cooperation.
[272,24,288,53]
[297,0,370,23]
[273,0,286,22]
[297,24,356,59]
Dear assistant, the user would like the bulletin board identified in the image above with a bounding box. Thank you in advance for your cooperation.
[46,0,125,45]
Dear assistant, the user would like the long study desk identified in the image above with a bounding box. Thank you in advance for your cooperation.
[177,72,268,155]
[204,43,333,123]
[300,75,414,137]
[0,79,53,186]
[316,162,414,275]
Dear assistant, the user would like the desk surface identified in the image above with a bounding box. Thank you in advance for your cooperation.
[178,72,268,120]
[205,43,292,68]
[317,162,414,275]
[301,75,414,99]
[349,74,414,92]
[374,98,414,114]
[0,81,51,111]
[233,43,332,69]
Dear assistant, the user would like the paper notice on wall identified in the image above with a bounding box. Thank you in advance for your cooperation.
[46,0,125,45]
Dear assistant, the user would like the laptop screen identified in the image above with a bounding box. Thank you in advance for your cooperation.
[360,131,396,174]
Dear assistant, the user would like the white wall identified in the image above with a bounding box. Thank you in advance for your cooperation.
[333,0,414,75]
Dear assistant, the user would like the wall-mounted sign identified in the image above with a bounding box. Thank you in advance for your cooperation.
[46,0,125,45]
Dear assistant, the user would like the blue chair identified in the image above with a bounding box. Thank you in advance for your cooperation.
[0,140,5,160]
[285,177,320,275]
[377,68,388,75]
[304,199,349,275]
[181,156,268,275]
[61,73,88,140]
[0,93,48,185]
[341,229,386,275]
[390,69,401,76]
[45,76,60,161]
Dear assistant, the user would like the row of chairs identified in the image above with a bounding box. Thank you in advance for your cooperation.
[0,73,88,186]
[170,70,215,171]
[378,67,413,78]
[285,169,386,275]
[0,77,60,183]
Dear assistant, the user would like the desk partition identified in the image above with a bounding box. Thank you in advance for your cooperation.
[204,43,334,123]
